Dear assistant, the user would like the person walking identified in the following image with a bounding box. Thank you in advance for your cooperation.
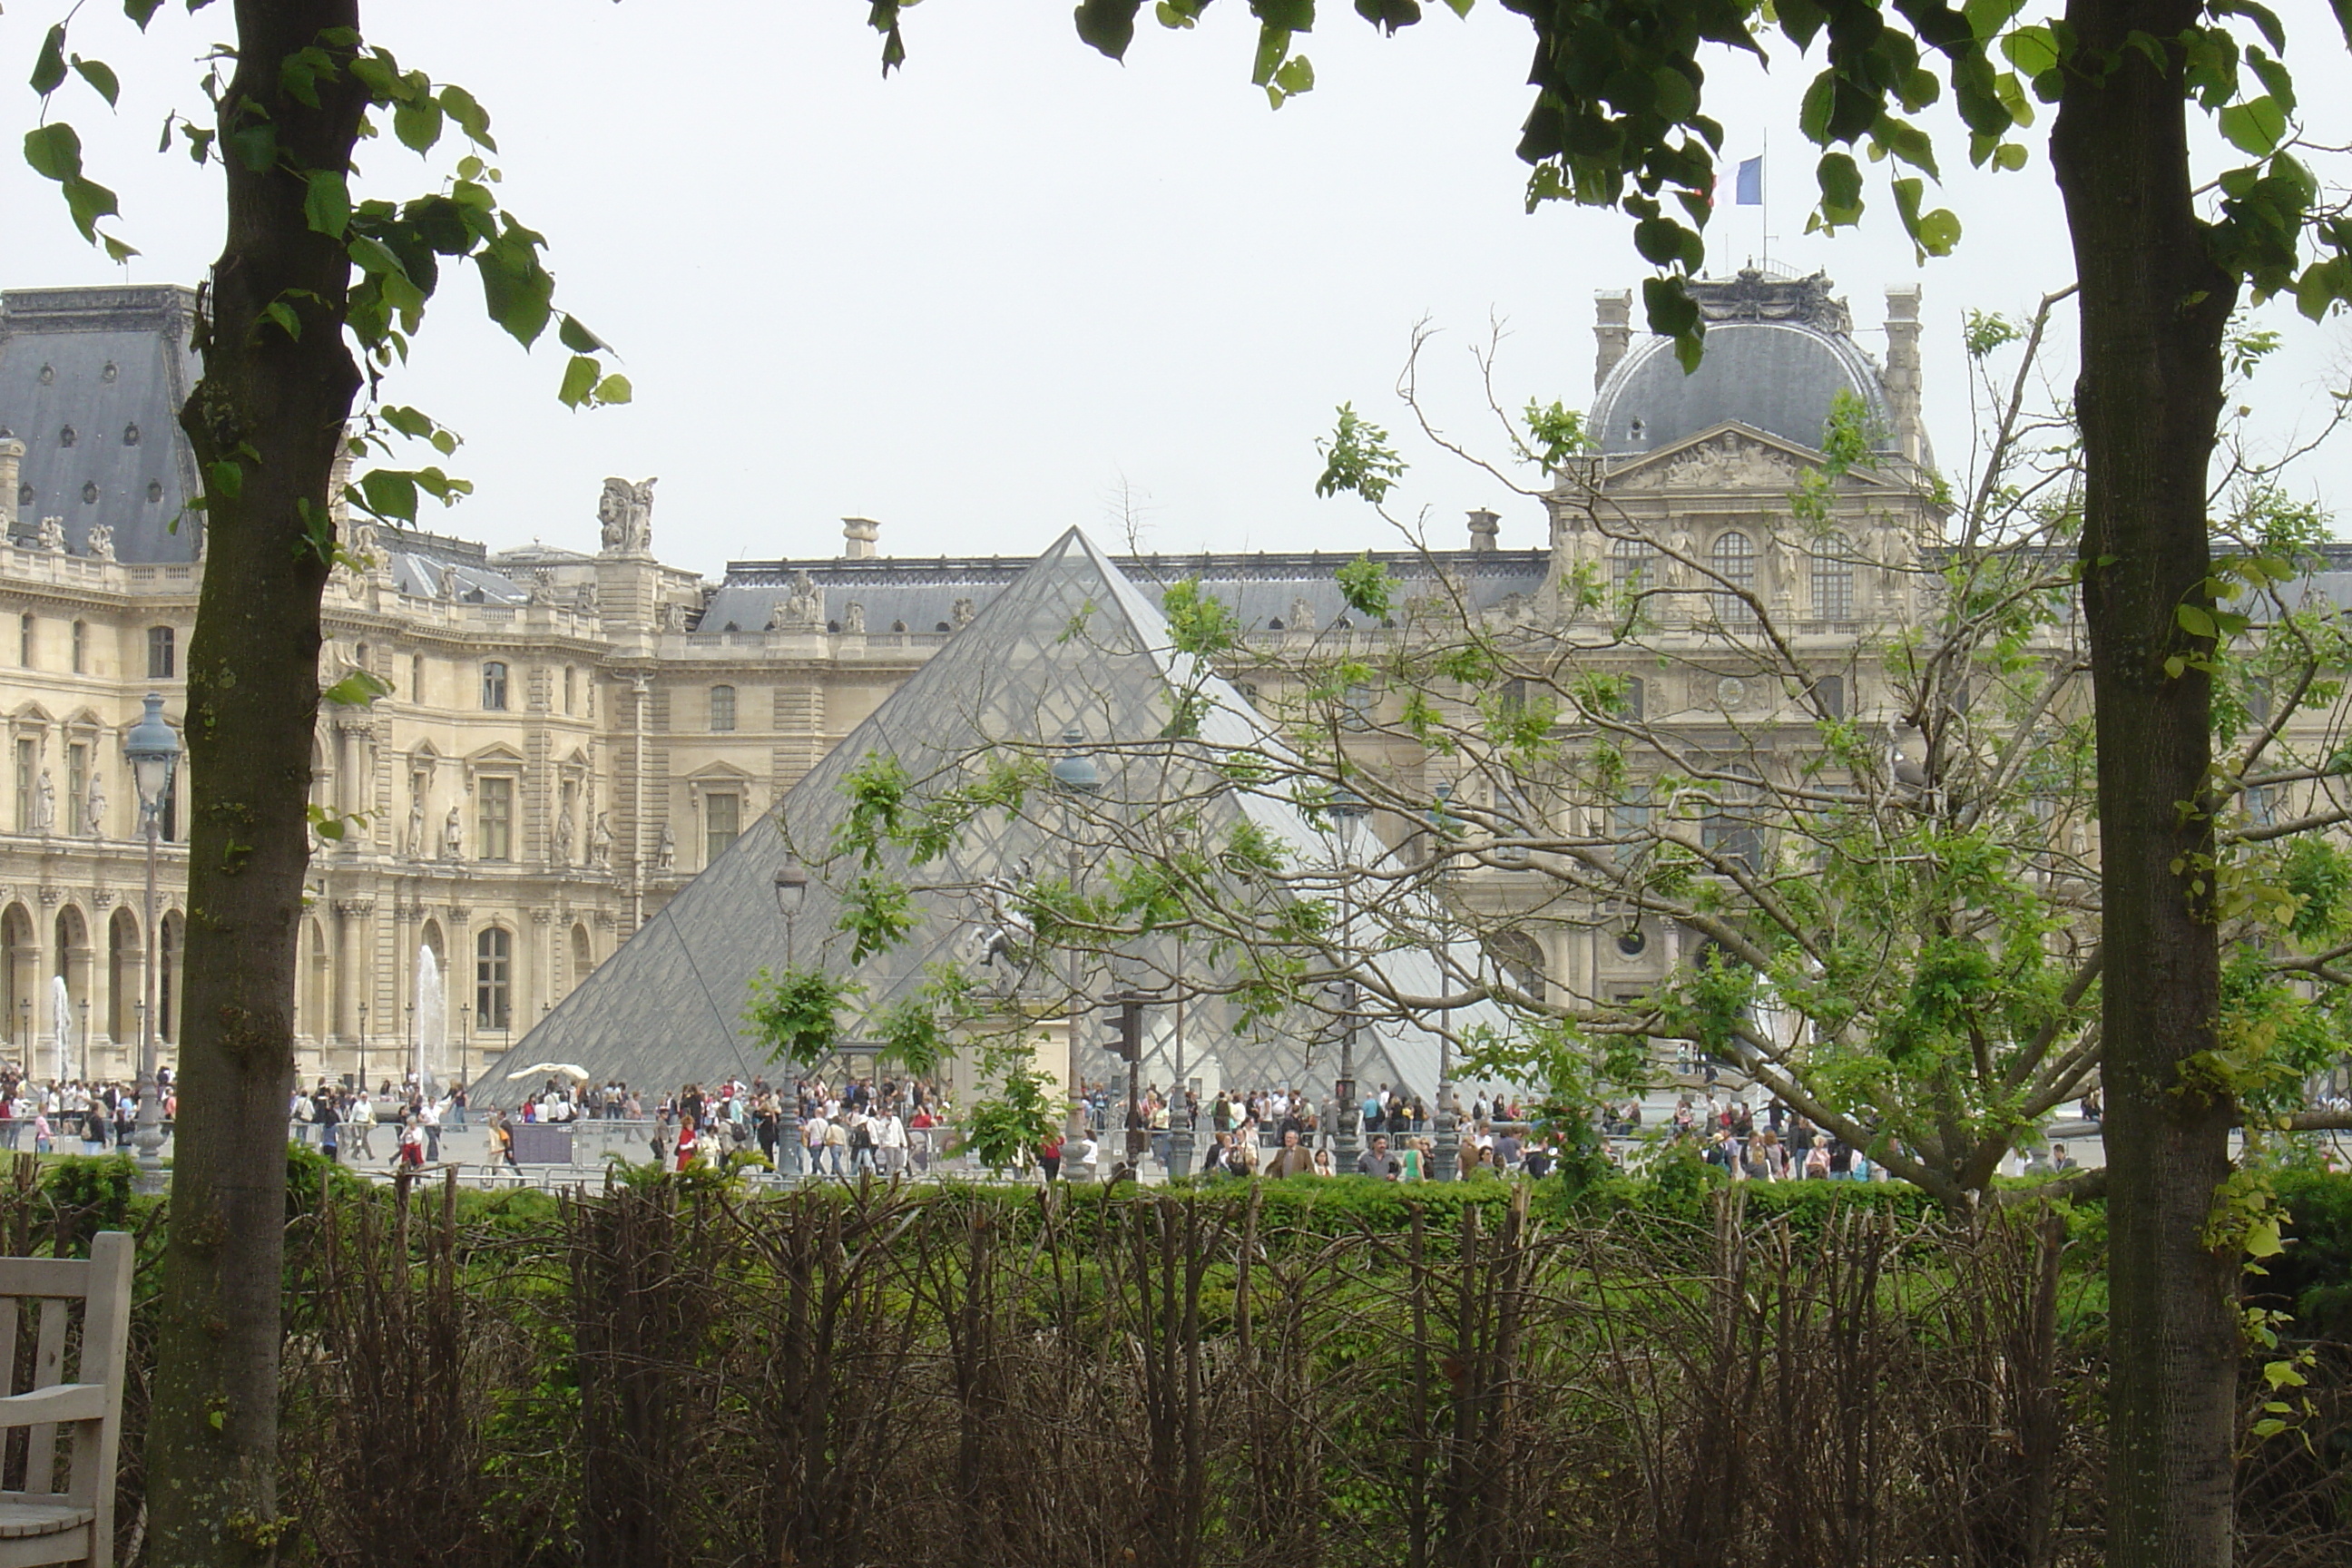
[348,1092,377,1160]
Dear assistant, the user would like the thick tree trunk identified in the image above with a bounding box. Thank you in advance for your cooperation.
[144,4,367,1562]
[2051,4,2240,1565]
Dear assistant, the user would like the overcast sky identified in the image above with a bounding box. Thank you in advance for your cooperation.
[5,1,2349,578]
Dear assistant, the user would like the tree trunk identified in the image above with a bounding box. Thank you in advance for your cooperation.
[144,4,368,1562]
[2051,5,2240,1565]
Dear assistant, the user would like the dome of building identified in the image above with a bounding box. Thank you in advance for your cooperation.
[1591,271,1903,462]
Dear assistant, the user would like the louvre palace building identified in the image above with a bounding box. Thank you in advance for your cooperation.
[0,270,2110,1093]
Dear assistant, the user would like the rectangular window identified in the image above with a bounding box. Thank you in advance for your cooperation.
[710,684,736,732]
[13,740,31,833]
[17,614,30,668]
[67,743,86,836]
[564,666,576,715]
[70,622,84,675]
[481,661,509,711]
[475,928,512,1032]
[411,653,426,704]
[1613,784,1652,839]
[147,626,175,680]
[160,771,177,843]
[1814,674,1846,720]
[477,777,513,861]
[705,792,740,866]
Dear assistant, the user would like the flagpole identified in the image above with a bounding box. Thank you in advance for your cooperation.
[1760,128,1770,272]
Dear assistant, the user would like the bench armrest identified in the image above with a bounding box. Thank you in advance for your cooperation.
[0,1385,107,1426]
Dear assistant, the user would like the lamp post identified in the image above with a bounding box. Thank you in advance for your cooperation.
[15,997,26,1070]
[458,1003,472,1100]
[357,1000,368,1092]
[77,998,88,1083]
[124,691,181,1194]
[772,857,808,1179]
[1050,729,1100,1126]
[1329,789,1369,1164]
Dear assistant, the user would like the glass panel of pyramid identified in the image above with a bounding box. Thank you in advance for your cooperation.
[506,527,1503,1105]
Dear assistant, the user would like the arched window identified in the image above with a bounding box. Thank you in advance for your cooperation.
[1812,532,1856,621]
[570,923,593,992]
[1487,929,1547,1004]
[480,661,508,710]
[150,625,178,679]
[1611,535,1656,595]
[475,926,512,1032]
[1711,531,1757,624]
[709,684,736,732]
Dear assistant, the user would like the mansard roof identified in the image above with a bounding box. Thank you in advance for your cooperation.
[700,547,1547,636]
[0,287,204,564]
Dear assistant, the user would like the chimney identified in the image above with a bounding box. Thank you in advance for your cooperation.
[1593,290,1634,391]
[1466,507,1500,553]
[1883,286,1925,464]
[841,516,880,560]
[0,439,22,535]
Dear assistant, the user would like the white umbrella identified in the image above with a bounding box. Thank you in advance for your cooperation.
[505,1061,591,1082]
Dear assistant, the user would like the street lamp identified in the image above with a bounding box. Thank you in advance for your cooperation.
[458,1003,472,1098]
[124,691,181,1194]
[1051,729,1100,1134]
[77,998,88,1083]
[15,997,26,1068]
[772,856,808,1178]
[1329,787,1369,1163]
[357,999,368,1093]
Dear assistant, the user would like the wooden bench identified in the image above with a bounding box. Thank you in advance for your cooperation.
[0,1234,132,1568]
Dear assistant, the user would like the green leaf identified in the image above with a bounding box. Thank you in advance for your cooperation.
[23,122,83,181]
[71,58,120,108]
[1816,151,1864,225]
[207,459,244,501]
[303,170,350,238]
[123,0,167,30]
[30,26,68,97]
[2218,96,2288,157]
[393,96,444,154]
[2002,24,2061,77]
[593,373,633,405]
[357,468,419,523]
[557,313,608,354]
[558,355,600,408]
[225,122,278,173]
[62,176,120,242]
[1075,0,1145,58]
[260,299,301,341]
[321,670,392,707]
[437,83,495,151]
[1915,207,1962,255]
[2176,603,2219,639]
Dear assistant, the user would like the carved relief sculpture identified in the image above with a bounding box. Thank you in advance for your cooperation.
[442,805,463,859]
[951,598,976,630]
[83,772,104,838]
[32,770,54,833]
[1288,596,1318,634]
[656,822,676,872]
[588,811,613,868]
[774,571,824,632]
[842,602,866,635]
[83,524,113,562]
[35,516,64,553]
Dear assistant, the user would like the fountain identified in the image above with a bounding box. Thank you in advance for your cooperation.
[414,945,446,1090]
[49,975,72,1083]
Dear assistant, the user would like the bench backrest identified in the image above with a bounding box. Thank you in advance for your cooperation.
[0,1232,132,1563]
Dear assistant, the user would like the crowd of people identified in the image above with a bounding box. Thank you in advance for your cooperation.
[290,1079,469,1167]
[0,1068,172,1154]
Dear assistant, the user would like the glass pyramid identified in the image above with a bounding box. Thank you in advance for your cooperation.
[506,527,1498,1106]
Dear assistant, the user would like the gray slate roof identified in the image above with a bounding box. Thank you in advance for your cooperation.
[701,549,1548,637]
[496,527,1505,1103]
[0,287,204,563]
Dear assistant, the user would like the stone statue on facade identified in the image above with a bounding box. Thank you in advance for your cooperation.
[1769,534,1800,607]
[951,598,976,631]
[1664,526,1696,589]
[655,822,676,872]
[438,564,461,601]
[597,476,657,554]
[1872,521,1915,605]
[35,517,64,554]
[774,571,824,632]
[554,798,575,865]
[442,805,463,859]
[32,771,54,833]
[83,772,104,838]
[660,599,686,632]
[573,581,599,613]
[1288,596,1318,634]
[407,790,425,859]
[842,602,866,635]
[588,811,613,869]
[83,524,113,563]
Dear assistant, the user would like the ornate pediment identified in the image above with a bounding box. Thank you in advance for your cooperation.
[1609,426,1809,493]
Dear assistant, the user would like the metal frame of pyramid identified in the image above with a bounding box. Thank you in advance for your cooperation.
[499,528,1504,1105]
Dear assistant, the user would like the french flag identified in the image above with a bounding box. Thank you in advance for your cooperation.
[1735,156,1763,205]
